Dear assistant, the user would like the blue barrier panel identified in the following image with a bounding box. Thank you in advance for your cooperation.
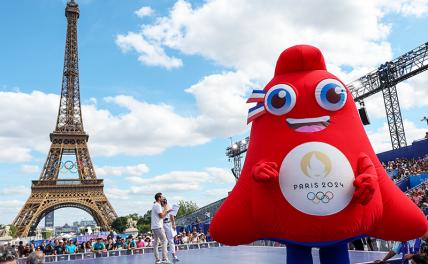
[377,139,428,163]
[396,177,410,192]
[409,173,428,188]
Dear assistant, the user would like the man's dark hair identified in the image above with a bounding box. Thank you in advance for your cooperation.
[412,254,428,264]
[154,193,162,201]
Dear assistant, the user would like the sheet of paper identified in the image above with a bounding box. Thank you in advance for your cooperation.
[170,204,180,216]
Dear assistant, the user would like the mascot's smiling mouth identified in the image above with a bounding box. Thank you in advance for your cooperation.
[286,116,330,133]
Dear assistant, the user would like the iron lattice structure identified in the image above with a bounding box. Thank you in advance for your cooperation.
[13,0,117,237]
[348,42,428,149]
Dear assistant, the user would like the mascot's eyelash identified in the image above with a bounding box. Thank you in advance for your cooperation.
[247,90,266,123]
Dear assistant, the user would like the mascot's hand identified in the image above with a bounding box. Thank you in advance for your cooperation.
[252,161,279,182]
[353,154,378,206]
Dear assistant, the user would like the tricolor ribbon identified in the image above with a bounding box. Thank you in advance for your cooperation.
[247,90,266,124]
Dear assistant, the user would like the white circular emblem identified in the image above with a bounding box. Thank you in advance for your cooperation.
[279,142,354,216]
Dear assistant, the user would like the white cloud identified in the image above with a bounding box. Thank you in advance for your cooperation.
[0,186,29,196]
[363,93,386,119]
[398,73,428,109]
[205,188,230,198]
[116,32,182,69]
[106,188,131,200]
[0,200,24,224]
[127,167,234,195]
[115,0,428,142]
[85,95,209,156]
[135,6,154,18]
[0,91,57,163]
[20,165,40,174]
[96,163,149,177]
[119,0,413,80]
[186,71,251,137]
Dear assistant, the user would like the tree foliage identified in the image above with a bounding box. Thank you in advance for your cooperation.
[176,200,199,219]
[111,216,128,233]
[42,229,53,239]
[111,210,153,234]
[8,225,17,238]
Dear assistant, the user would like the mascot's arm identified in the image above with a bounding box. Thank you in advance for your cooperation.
[252,161,279,182]
[353,153,379,205]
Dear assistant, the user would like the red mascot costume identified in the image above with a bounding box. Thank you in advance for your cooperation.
[210,45,428,264]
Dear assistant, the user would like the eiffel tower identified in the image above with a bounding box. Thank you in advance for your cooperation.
[13,0,117,237]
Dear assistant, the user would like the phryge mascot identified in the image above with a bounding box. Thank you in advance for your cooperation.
[210,45,428,264]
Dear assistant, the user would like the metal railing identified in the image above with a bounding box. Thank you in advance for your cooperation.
[17,241,223,263]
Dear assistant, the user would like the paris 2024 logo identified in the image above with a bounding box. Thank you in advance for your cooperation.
[279,142,355,216]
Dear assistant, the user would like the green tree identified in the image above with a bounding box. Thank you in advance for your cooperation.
[8,225,17,238]
[42,229,53,239]
[111,216,128,233]
[127,213,140,221]
[176,200,199,219]
[137,210,151,234]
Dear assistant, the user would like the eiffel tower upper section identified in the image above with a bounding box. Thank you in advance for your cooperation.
[54,0,85,136]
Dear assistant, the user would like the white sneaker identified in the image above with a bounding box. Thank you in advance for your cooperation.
[155,260,162,264]
[162,259,171,264]
[173,256,180,262]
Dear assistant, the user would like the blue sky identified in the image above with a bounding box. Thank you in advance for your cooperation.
[0,0,427,227]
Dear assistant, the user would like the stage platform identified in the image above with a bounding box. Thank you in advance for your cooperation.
[44,245,400,264]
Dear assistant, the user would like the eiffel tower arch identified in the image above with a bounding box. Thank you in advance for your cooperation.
[13,0,117,237]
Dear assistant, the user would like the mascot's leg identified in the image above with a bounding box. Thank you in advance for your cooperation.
[319,243,349,264]
[286,244,313,264]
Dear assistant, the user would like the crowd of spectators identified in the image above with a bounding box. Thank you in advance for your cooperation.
[174,227,208,245]
[407,182,428,210]
[0,226,210,261]
[383,155,428,182]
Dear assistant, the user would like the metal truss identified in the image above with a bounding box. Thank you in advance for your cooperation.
[348,42,428,149]
[226,137,249,180]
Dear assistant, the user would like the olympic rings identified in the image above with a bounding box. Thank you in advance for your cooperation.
[49,160,83,175]
[307,191,334,204]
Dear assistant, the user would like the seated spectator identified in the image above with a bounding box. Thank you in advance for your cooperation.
[106,238,115,251]
[92,238,106,254]
[182,232,190,244]
[199,233,207,243]
[17,241,24,258]
[84,241,92,253]
[126,235,136,250]
[54,241,64,255]
[39,242,46,254]
[26,247,44,264]
[23,244,32,257]
[174,235,182,245]
[191,228,199,244]
[0,250,17,264]
[43,244,53,256]
[65,240,76,254]
[144,236,152,247]
[136,237,145,248]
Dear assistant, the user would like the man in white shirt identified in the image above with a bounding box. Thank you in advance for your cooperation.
[151,192,172,264]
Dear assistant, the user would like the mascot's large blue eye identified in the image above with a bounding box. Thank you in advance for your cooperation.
[264,84,296,115]
[315,79,347,111]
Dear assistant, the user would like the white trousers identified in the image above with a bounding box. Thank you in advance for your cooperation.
[164,223,176,254]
